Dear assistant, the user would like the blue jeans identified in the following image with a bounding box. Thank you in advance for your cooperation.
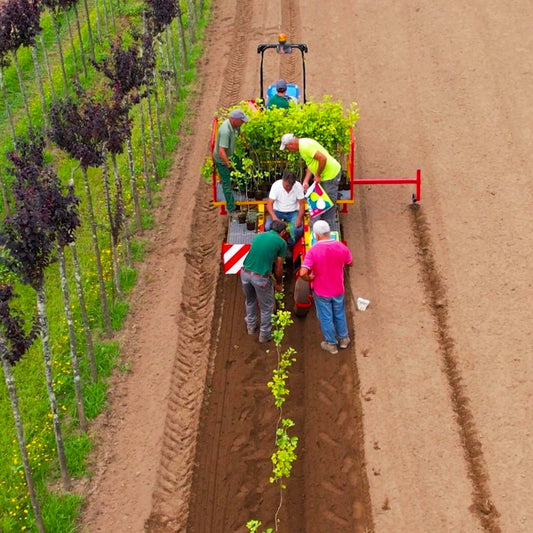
[312,292,349,345]
[265,210,304,245]
[240,269,275,337]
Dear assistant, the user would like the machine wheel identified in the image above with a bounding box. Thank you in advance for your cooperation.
[293,277,311,317]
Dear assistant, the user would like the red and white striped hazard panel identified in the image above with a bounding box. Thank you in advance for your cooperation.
[222,243,251,274]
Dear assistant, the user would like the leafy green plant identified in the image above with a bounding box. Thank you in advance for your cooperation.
[270,418,298,487]
[271,308,292,346]
[246,519,273,533]
[230,159,252,192]
[247,296,298,532]
[267,346,296,408]
[200,155,213,183]
[205,97,358,188]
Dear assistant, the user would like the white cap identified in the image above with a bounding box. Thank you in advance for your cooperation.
[280,133,296,150]
[313,220,330,236]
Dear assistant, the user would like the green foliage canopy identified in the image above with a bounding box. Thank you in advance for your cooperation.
[204,96,359,183]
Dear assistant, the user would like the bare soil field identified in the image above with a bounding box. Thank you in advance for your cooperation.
[80,0,532,532]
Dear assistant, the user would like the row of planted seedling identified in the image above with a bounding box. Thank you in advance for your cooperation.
[247,292,298,533]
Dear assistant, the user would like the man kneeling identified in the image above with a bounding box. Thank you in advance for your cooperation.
[265,171,305,246]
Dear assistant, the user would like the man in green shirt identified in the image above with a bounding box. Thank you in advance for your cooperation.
[280,133,342,227]
[266,79,290,110]
[241,220,288,343]
[213,108,249,213]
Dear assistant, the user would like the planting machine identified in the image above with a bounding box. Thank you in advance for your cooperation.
[209,35,421,316]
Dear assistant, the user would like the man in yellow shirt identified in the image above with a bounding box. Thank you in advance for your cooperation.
[279,133,341,227]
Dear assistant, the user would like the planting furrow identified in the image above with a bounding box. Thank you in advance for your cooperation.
[296,301,373,533]
[409,203,501,532]
[187,265,374,531]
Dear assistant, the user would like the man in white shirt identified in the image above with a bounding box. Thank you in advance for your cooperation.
[265,171,306,246]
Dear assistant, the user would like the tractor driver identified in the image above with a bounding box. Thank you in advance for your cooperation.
[267,79,290,110]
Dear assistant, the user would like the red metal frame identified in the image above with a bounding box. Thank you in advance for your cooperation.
[346,128,421,203]
[352,169,421,202]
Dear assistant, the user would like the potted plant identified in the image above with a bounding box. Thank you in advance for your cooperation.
[246,210,257,231]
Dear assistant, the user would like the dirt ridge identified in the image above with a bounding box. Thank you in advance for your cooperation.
[410,203,501,532]
[144,191,223,532]
[218,1,253,108]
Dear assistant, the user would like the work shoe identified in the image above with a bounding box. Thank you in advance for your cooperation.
[321,341,339,354]
[259,334,272,344]
[246,324,257,335]
[339,337,350,349]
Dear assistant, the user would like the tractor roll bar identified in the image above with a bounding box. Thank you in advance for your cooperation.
[257,42,308,104]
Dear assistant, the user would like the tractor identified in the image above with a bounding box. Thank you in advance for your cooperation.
[208,34,421,316]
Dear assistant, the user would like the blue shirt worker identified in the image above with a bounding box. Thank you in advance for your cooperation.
[240,220,288,343]
[213,108,250,213]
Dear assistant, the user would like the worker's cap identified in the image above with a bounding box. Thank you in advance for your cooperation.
[279,133,296,150]
[271,220,287,233]
[229,109,250,122]
[313,220,330,236]
[276,79,288,91]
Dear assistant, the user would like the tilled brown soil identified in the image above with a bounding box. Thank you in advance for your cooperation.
[80,1,532,532]
[186,273,371,533]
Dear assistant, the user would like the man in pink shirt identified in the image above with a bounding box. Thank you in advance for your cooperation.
[298,220,353,354]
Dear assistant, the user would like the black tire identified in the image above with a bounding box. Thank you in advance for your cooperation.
[294,305,309,317]
[293,277,310,317]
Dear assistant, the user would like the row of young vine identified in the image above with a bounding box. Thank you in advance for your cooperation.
[246,294,299,533]
[0,0,209,531]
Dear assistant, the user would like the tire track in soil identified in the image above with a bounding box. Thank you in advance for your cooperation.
[410,204,501,532]
[191,275,245,531]
[279,0,300,84]
[296,292,374,533]
[144,196,224,532]
[145,2,254,531]
[218,1,252,108]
